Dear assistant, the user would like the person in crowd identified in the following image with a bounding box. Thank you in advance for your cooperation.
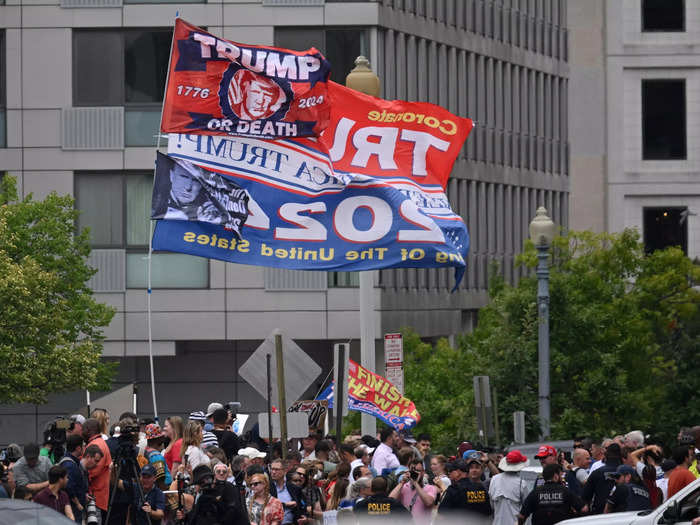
[338,444,355,466]
[430,454,451,493]
[163,416,184,472]
[416,434,432,477]
[143,423,172,490]
[247,471,284,525]
[489,450,531,525]
[371,428,400,476]
[564,447,590,497]
[583,442,623,513]
[210,408,241,463]
[347,476,373,507]
[388,457,437,525]
[657,459,676,502]
[589,439,613,473]
[181,420,210,472]
[13,442,52,496]
[353,475,411,520]
[300,433,320,461]
[324,462,350,502]
[314,440,336,473]
[212,461,230,483]
[604,464,651,513]
[326,476,350,511]
[518,464,585,525]
[113,464,165,525]
[33,465,74,519]
[188,411,219,451]
[82,418,112,522]
[350,445,372,482]
[59,434,88,523]
[268,459,304,524]
[298,462,325,522]
[91,409,110,441]
[668,445,697,497]
[437,458,491,524]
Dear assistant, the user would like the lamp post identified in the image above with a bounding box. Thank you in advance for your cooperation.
[346,56,380,439]
[529,206,556,440]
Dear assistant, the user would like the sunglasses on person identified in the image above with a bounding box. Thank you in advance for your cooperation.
[250,481,264,487]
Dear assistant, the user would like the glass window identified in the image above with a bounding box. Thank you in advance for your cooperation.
[642,0,685,32]
[274,27,369,84]
[75,171,208,288]
[642,79,686,160]
[75,173,124,248]
[73,31,124,106]
[125,30,171,104]
[328,272,359,288]
[73,29,171,146]
[643,207,688,255]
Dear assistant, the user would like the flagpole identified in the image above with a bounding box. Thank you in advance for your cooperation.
[146,14,179,424]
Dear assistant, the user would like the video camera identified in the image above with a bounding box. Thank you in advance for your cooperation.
[224,402,241,419]
[44,418,71,446]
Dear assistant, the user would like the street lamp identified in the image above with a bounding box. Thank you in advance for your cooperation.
[346,56,381,439]
[529,206,556,439]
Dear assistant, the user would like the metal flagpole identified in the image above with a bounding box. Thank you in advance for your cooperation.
[146,13,179,424]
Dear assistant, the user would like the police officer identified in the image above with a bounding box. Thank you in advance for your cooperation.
[518,464,586,525]
[437,458,492,524]
[175,465,247,525]
[354,476,412,522]
[604,465,651,513]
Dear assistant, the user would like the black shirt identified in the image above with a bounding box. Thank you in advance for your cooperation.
[606,482,651,512]
[437,477,492,516]
[211,429,240,463]
[187,481,247,525]
[582,460,621,514]
[354,494,412,521]
[520,481,584,525]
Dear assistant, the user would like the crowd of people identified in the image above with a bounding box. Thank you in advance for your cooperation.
[2,404,700,525]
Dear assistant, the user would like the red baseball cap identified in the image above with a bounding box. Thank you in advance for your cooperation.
[534,445,557,458]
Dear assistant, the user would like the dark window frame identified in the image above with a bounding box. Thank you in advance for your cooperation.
[641,78,687,161]
[642,0,685,33]
[72,28,173,108]
[643,206,688,255]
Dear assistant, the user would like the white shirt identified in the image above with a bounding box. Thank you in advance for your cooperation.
[185,445,210,470]
[489,471,530,525]
[371,443,399,474]
[589,459,605,473]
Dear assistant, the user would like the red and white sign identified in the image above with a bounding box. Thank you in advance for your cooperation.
[384,333,404,394]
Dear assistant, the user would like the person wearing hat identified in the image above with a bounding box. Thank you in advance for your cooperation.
[583,442,623,514]
[176,465,247,525]
[437,458,492,524]
[489,450,531,525]
[13,442,53,496]
[518,464,585,525]
[205,403,224,431]
[604,464,651,513]
[114,464,166,525]
[144,423,172,490]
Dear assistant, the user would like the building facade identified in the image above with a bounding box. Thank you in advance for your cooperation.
[0,0,569,444]
[569,0,699,259]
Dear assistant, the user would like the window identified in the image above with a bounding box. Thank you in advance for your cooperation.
[75,172,208,288]
[275,28,369,84]
[643,207,688,255]
[0,31,5,148]
[642,79,686,160]
[73,29,172,146]
[642,0,685,32]
[328,272,360,288]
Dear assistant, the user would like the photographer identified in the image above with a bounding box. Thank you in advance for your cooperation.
[389,458,437,525]
[114,464,165,525]
[176,464,247,525]
[106,419,141,525]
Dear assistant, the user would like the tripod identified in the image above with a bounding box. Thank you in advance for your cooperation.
[104,441,152,525]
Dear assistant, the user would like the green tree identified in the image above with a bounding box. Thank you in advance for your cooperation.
[462,229,700,441]
[0,175,116,404]
[403,229,700,447]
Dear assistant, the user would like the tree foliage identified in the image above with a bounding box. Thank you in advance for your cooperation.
[0,175,116,404]
[404,229,700,448]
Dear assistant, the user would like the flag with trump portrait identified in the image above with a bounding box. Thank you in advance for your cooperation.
[160,19,332,140]
[153,23,474,288]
